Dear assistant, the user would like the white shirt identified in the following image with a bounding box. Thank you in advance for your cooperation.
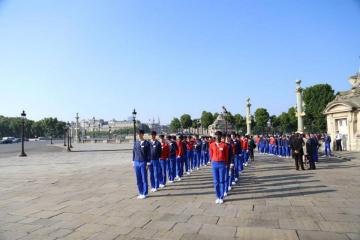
[336,134,342,140]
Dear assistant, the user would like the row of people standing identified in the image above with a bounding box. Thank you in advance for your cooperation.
[255,135,292,158]
[132,130,255,203]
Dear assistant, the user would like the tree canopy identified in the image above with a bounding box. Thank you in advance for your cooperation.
[169,118,181,133]
[180,114,192,130]
[303,84,335,133]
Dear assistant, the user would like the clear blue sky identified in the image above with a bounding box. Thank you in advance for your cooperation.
[1,0,359,124]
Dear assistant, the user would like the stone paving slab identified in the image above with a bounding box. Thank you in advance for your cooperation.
[0,144,359,239]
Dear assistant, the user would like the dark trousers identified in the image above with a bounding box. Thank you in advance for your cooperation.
[294,153,305,170]
[336,140,342,151]
[308,155,316,170]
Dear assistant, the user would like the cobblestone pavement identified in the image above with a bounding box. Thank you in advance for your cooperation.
[0,144,359,240]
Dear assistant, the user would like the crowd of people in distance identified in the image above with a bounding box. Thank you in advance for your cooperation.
[254,132,334,171]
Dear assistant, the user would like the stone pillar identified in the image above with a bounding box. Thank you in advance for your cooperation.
[246,97,252,135]
[75,113,80,143]
[295,80,305,133]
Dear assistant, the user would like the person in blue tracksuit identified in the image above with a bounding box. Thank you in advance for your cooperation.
[277,136,282,157]
[201,136,209,166]
[167,135,177,183]
[312,134,319,162]
[323,133,332,157]
[186,136,193,173]
[193,135,202,169]
[282,136,288,158]
[181,137,187,177]
[133,129,151,199]
[149,131,162,192]
[231,133,241,184]
[224,134,233,197]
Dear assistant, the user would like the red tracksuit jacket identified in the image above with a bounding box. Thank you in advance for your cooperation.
[209,141,229,163]
[176,140,185,157]
[160,142,170,160]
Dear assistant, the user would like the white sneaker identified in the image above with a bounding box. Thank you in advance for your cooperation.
[151,188,157,192]
[137,195,146,199]
[169,180,174,183]
[159,184,165,188]
[228,186,232,191]
[245,163,248,166]
[215,199,220,204]
[177,177,181,181]
[235,178,238,182]
[196,167,200,170]
[232,181,236,185]
[219,199,224,204]
[224,192,227,197]
[186,172,190,175]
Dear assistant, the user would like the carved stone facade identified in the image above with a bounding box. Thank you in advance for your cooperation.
[324,74,360,151]
[208,113,235,136]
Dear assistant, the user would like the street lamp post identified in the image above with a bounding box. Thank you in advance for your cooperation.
[67,122,71,151]
[19,110,27,157]
[132,109,137,142]
[222,106,228,134]
[63,125,67,146]
[108,126,111,140]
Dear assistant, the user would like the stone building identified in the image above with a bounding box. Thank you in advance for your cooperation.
[323,73,360,151]
[208,113,235,136]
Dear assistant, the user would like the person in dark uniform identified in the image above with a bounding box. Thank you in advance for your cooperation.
[201,136,209,166]
[133,129,150,199]
[306,134,317,170]
[149,131,162,192]
[167,135,177,183]
[194,135,202,170]
[224,134,233,197]
[291,133,305,171]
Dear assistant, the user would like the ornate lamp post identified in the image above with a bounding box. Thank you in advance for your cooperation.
[19,110,27,157]
[132,109,137,142]
[108,126,111,140]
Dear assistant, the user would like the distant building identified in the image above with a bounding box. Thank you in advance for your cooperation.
[81,118,141,132]
[324,72,360,151]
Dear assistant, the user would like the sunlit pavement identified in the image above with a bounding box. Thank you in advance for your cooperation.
[0,144,359,240]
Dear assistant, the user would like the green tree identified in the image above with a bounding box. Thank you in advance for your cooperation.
[224,111,236,126]
[270,115,280,133]
[169,118,181,133]
[234,114,246,133]
[303,84,335,133]
[287,107,297,133]
[180,114,192,130]
[200,111,214,129]
[254,108,270,134]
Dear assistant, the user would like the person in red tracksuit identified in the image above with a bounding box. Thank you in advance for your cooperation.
[209,131,229,204]
[175,135,185,181]
[159,135,169,188]
[242,136,249,166]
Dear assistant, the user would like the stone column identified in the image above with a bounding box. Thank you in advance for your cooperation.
[246,97,252,135]
[75,113,80,143]
[295,80,305,133]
